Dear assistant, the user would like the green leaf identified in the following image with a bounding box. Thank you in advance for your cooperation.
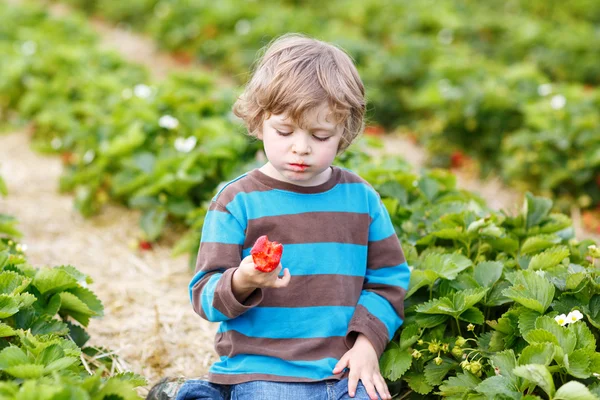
[490,350,518,383]
[406,269,438,298]
[0,295,22,318]
[535,316,577,355]
[113,371,148,388]
[379,341,411,381]
[102,121,146,158]
[555,381,598,400]
[513,364,555,398]
[520,235,561,255]
[140,208,168,241]
[422,253,473,281]
[523,329,559,346]
[0,271,30,295]
[519,343,555,366]
[4,364,45,379]
[58,292,96,326]
[566,273,586,291]
[404,371,434,395]
[473,261,503,288]
[438,372,481,397]
[399,323,420,351]
[476,376,520,399]
[518,310,541,336]
[524,193,553,230]
[0,251,9,269]
[0,323,15,338]
[564,349,591,379]
[458,307,484,324]
[528,246,570,270]
[43,356,78,373]
[418,177,440,202]
[0,347,29,369]
[503,270,554,313]
[415,313,449,328]
[32,267,78,296]
[424,358,457,386]
[67,321,90,348]
[416,288,488,319]
[570,320,596,352]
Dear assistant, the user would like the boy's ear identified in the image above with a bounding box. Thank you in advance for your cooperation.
[256,129,263,140]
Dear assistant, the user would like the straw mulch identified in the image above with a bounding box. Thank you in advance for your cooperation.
[0,132,218,396]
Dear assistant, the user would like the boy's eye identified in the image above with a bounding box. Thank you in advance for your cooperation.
[275,129,292,136]
[314,136,331,142]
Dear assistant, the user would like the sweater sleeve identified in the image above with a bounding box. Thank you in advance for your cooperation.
[345,199,411,357]
[189,200,263,322]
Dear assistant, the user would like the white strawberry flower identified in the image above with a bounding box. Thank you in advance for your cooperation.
[83,150,95,164]
[51,138,63,150]
[134,84,152,99]
[537,83,552,96]
[555,314,568,326]
[550,94,566,110]
[21,41,37,56]
[567,310,584,324]
[235,19,251,36]
[159,115,179,130]
[174,136,197,153]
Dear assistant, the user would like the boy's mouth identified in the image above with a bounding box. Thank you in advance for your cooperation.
[289,163,308,171]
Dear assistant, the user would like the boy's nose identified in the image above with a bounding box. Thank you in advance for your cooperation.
[292,137,311,154]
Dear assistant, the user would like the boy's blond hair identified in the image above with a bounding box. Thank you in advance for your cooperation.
[233,33,365,152]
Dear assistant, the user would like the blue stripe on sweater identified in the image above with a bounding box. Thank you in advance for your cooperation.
[218,306,354,339]
[226,183,375,221]
[200,274,229,321]
[241,242,368,276]
[210,355,339,380]
[201,210,246,244]
[358,291,402,340]
[365,262,411,288]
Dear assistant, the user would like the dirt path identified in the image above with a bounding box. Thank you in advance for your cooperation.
[0,132,217,393]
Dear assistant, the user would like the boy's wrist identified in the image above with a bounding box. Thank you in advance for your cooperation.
[231,268,257,302]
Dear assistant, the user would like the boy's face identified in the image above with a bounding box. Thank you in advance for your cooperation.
[258,103,343,187]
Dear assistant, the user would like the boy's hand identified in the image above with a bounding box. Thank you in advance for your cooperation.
[232,255,291,302]
[333,334,391,400]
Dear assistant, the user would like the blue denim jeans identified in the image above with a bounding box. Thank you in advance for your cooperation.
[176,378,379,400]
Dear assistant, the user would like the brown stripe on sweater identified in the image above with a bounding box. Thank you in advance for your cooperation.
[215,331,350,361]
[367,234,406,270]
[244,212,371,248]
[260,274,364,308]
[346,304,389,357]
[364,283,406,320]
[195,242,242,273]
[213,166,371,208]
[209,371,348,385]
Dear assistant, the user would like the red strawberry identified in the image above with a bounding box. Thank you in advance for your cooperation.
[450,151,467,168]
[364,125,385,136]
[251,235,283,273]
[139,240,153,251]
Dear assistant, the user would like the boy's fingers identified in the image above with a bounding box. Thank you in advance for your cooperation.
[363,379,379,400]
[332,355,348,374]
[374,376,390,399]
[347,373,359,397]
[279,268,291,286]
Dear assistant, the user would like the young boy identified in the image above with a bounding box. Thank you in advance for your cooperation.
[148,33,410,400]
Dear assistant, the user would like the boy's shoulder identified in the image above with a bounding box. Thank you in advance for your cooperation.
[211,170,261,207]
[336,167,379,196]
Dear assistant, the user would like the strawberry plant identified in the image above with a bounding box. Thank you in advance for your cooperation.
[0,176,144,397]
[368,162,600,398]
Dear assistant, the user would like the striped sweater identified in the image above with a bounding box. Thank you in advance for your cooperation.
[189,166,410,384]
